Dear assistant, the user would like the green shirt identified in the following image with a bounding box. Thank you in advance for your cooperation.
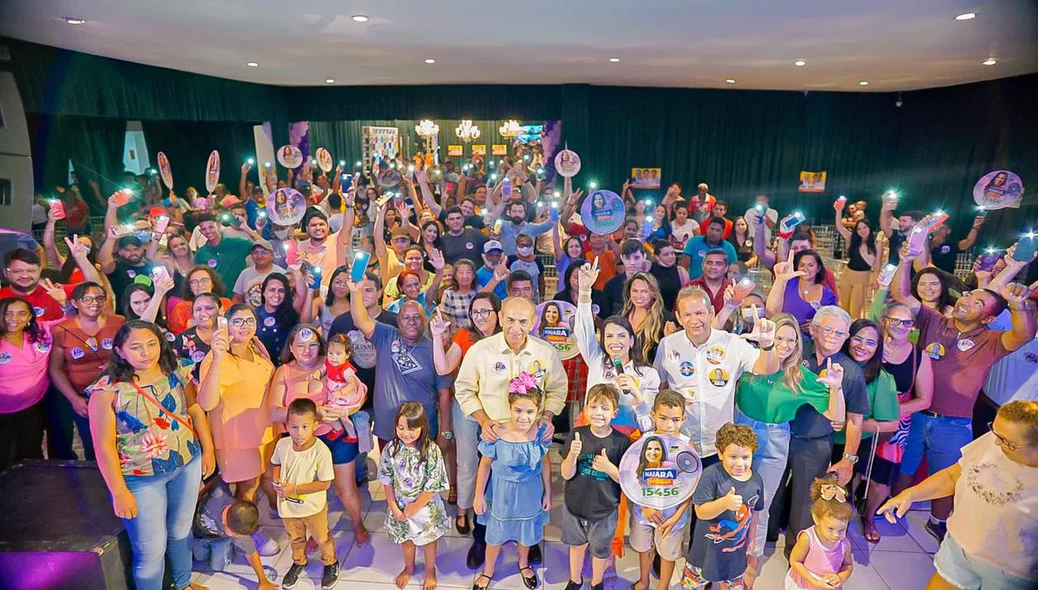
[834,369,901,444]
[735,368,831,424]
[194,235,253,292]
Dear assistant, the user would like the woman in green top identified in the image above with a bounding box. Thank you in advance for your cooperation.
[835,318,902,542]
[735,313,847,559]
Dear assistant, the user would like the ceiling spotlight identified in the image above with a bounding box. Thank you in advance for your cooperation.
[424,58,436,64]
[63,17,87,25]
[982,57,997,66]
[859,81,869,86]
[794,60,807,67]
[955,12,976,20]
[725,79,736,84]
[608,57,621,63]
[351,15,369,22]
[246,62,259,67]
[325,79,335,84]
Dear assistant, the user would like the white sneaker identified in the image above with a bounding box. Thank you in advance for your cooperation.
[254,529,281,557]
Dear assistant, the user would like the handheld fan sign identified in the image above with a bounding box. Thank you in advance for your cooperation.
[531,300,579,360]
[277,145,304,169]
[554,150,581,178]
[316,147,334,173]
[266,188,307,226]
[973,170,1024,210]
[205,150,220,194]
[580,190,626,235]
[156,152,174,189]
[619,433,702,510]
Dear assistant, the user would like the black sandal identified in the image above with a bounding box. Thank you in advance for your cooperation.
[519,566,539,589]
[456,512,471,535]
[473,573,493,590]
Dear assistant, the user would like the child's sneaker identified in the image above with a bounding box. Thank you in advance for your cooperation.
[283,562,306,589]
[321,561,340,588]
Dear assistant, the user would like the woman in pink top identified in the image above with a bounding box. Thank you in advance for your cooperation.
[268,324,370,545]
[0,296,59,471]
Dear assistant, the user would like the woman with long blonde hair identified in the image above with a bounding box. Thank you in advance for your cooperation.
[734,313,847,562]
[620,272,674,361]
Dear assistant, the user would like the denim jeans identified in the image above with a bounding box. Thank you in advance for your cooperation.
[900,412,973,477]
[736,411,791,557]
[452,399,482,510]
[123,455,202,590]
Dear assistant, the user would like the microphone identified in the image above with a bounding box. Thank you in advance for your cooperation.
[612,355,631,395]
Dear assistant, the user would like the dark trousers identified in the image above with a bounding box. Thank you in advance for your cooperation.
[972,393,998,441]
[772,436,832,555]
[44,386,95,461]
[686,453,721,546]
[0,401,46,472]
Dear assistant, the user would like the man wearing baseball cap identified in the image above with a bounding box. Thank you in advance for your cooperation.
[233,243,287,307]
[475,240,508,299]
[99,231,157,311]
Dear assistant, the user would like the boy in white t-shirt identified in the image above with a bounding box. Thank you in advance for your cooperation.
[272,398,338,589]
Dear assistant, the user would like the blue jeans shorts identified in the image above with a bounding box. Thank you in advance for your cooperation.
[934,533,1036,590]
[899,412,973,477]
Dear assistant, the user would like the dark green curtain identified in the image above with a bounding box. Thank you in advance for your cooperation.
[26,114,127,213]
[142,121,261,194]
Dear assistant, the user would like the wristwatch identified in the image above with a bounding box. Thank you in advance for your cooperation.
[842,452,859,465]
[440,431,454,440]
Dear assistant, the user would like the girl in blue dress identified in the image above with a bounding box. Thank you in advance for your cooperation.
[472,374,552,590]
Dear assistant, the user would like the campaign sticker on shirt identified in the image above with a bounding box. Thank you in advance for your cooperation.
[528,360,547,380]
[957,339,976,352]
[101,338,114,350]
[704,346,726,365]
[127,269,137,279]
[263,316,277,328]
[940,245,951,255]
[207,259,218,268]
[465,242,474,250]
[619,433,702,510]
[532,300,578,360]
[70,347,86,360]
[34,341,51,353]
[494,361,507,374]
[391,339,401,353]
[925,342,946,360]
[580,190,626,235]
[33,306,45,317]
[679,361,695,377]
[0,352,11,364]
[708,368,729,387]
[165,331,176,342]
[191,350,205,363]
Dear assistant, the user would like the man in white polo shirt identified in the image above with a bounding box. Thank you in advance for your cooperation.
[454,296,567,570]
[654,286,779,466]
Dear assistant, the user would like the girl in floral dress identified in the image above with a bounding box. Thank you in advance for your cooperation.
[379,401,451,590]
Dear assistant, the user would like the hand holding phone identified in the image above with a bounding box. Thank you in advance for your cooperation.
[351,251,372,283]
[1011,234,1037,263]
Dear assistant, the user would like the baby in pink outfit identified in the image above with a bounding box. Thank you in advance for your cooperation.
[324,334,367,440]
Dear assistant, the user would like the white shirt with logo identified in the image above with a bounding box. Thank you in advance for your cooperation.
[653,329,760,457]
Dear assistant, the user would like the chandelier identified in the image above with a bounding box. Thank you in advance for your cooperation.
[415,119,440,139]
[498,119,522,138]
[455,120,481,143]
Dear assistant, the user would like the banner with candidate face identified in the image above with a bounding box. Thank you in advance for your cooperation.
[581,190,625,235]
[619,433,702,510]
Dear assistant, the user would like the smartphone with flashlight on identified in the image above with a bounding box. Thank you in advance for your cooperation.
[976,249,1003,272]
[1012,233,1037,262]
[308,265,323,291]
[217,316,228,331]
[351,251,371,283]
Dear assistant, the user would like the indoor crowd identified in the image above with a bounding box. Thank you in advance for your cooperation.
[1,151,1036,590]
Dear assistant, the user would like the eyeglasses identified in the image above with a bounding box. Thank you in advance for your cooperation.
[230,317,257,327]
[850,336,878,348]
[471,309,493,319]
[816,326,849,339]
[4,267,39,276]
[78,296,107,304]
[989,423,1033,451]
[885,317,915,328]
[188,278,213,287]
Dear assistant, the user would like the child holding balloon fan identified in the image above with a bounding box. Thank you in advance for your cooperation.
[682,423,764,590]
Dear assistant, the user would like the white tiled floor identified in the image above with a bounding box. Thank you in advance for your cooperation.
[194,448,938,590]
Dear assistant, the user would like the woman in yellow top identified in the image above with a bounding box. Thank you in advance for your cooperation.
[198,304,275,503]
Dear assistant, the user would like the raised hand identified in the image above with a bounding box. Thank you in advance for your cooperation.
[732,277,756,303]
[833,198,845,211]
[429,310,449,338]
[568,431,582,457]
[741,305,774,347]
[1000,280,1038,309]
[577,257,601,292]
[153,272,176,296]
[493,263,510,282]
[591,448,613,473]
[64,235,89,260]
[817,357,845,389]
[773,250,804,282]
[210,328,230,358]
[38,278,67,306]
[430,249,445,271]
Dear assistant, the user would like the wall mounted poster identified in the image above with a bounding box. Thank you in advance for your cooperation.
[973,170,1024,210]
[619,433,702,510]
[472,144,487,156]
[798,171,827,193]
[630,167,662,189]
[492,144,508,156]
[580,190,625,234]
[447,145,463,157]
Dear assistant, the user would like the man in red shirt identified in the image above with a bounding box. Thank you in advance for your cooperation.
[697,199,734,240]
[689,249,733,313]
[0,249,79,321]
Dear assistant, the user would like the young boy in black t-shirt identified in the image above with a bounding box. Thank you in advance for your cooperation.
[561,384,631,590]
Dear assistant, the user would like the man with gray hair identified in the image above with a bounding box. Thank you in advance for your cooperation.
[776,304,868,560]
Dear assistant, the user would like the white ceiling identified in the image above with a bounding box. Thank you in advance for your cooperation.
[2,0,1037,91]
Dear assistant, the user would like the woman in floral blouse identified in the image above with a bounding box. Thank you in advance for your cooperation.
[87,320,215,590]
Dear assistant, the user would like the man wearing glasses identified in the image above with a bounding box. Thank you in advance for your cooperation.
[780,305,869,558]
[1,249,84,320]
[879,400,1038,590]
[891,245,1037,542]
